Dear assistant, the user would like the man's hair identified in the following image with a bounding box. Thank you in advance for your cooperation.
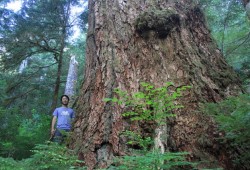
[61,95,70,101]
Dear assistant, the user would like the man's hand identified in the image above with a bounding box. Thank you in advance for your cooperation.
[49,128,56,141]
[51,116,57,136]
[51,128,56,136]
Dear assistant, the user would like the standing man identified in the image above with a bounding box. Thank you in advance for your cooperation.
[51,95,75,143]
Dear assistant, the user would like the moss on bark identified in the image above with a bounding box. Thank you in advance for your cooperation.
[135,9,180,39]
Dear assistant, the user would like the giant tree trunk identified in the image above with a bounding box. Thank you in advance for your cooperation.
[71,1,242,169]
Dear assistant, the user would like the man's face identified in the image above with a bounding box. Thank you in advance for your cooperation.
[61,96,69,106]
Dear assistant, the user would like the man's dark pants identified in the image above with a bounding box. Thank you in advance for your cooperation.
[53,129,70,144]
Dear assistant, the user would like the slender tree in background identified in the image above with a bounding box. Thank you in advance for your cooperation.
[71,0,243,169]
[242,0,250,7]
[65,55,78,104]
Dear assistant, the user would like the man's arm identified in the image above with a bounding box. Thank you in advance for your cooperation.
[51,116,57,135]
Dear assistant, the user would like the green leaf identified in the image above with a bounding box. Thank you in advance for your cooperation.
[103,98,112,102]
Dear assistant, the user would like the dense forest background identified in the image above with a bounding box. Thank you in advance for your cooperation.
[0,0,249,169]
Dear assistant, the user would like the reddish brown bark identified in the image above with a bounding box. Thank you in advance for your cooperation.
[71,1,242,169]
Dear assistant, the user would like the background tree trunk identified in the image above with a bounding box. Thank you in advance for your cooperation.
[242,0,250,7]
[243,0,250,19]
[71,0,242,169]
[50,26,67,113]
[18,58,28,73]
[49,53,63,114]
[65,55,78,105]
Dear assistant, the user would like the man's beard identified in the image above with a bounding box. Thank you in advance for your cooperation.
[62,102,68,106]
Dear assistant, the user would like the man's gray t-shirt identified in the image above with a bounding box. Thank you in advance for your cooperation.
[53,107,75,130]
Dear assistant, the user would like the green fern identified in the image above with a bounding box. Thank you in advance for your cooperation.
[113,151,195,170]
[0,143,85,170]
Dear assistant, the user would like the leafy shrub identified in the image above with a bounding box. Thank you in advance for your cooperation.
[0,107,22,158]
[105,82,194,169]
[203,94,250,165]
[25,143,84,170]
[105,82,191,124]
[0,108,51,160]
[0,143,85,170]
[0,157,23,170]
[121,130,153,151]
